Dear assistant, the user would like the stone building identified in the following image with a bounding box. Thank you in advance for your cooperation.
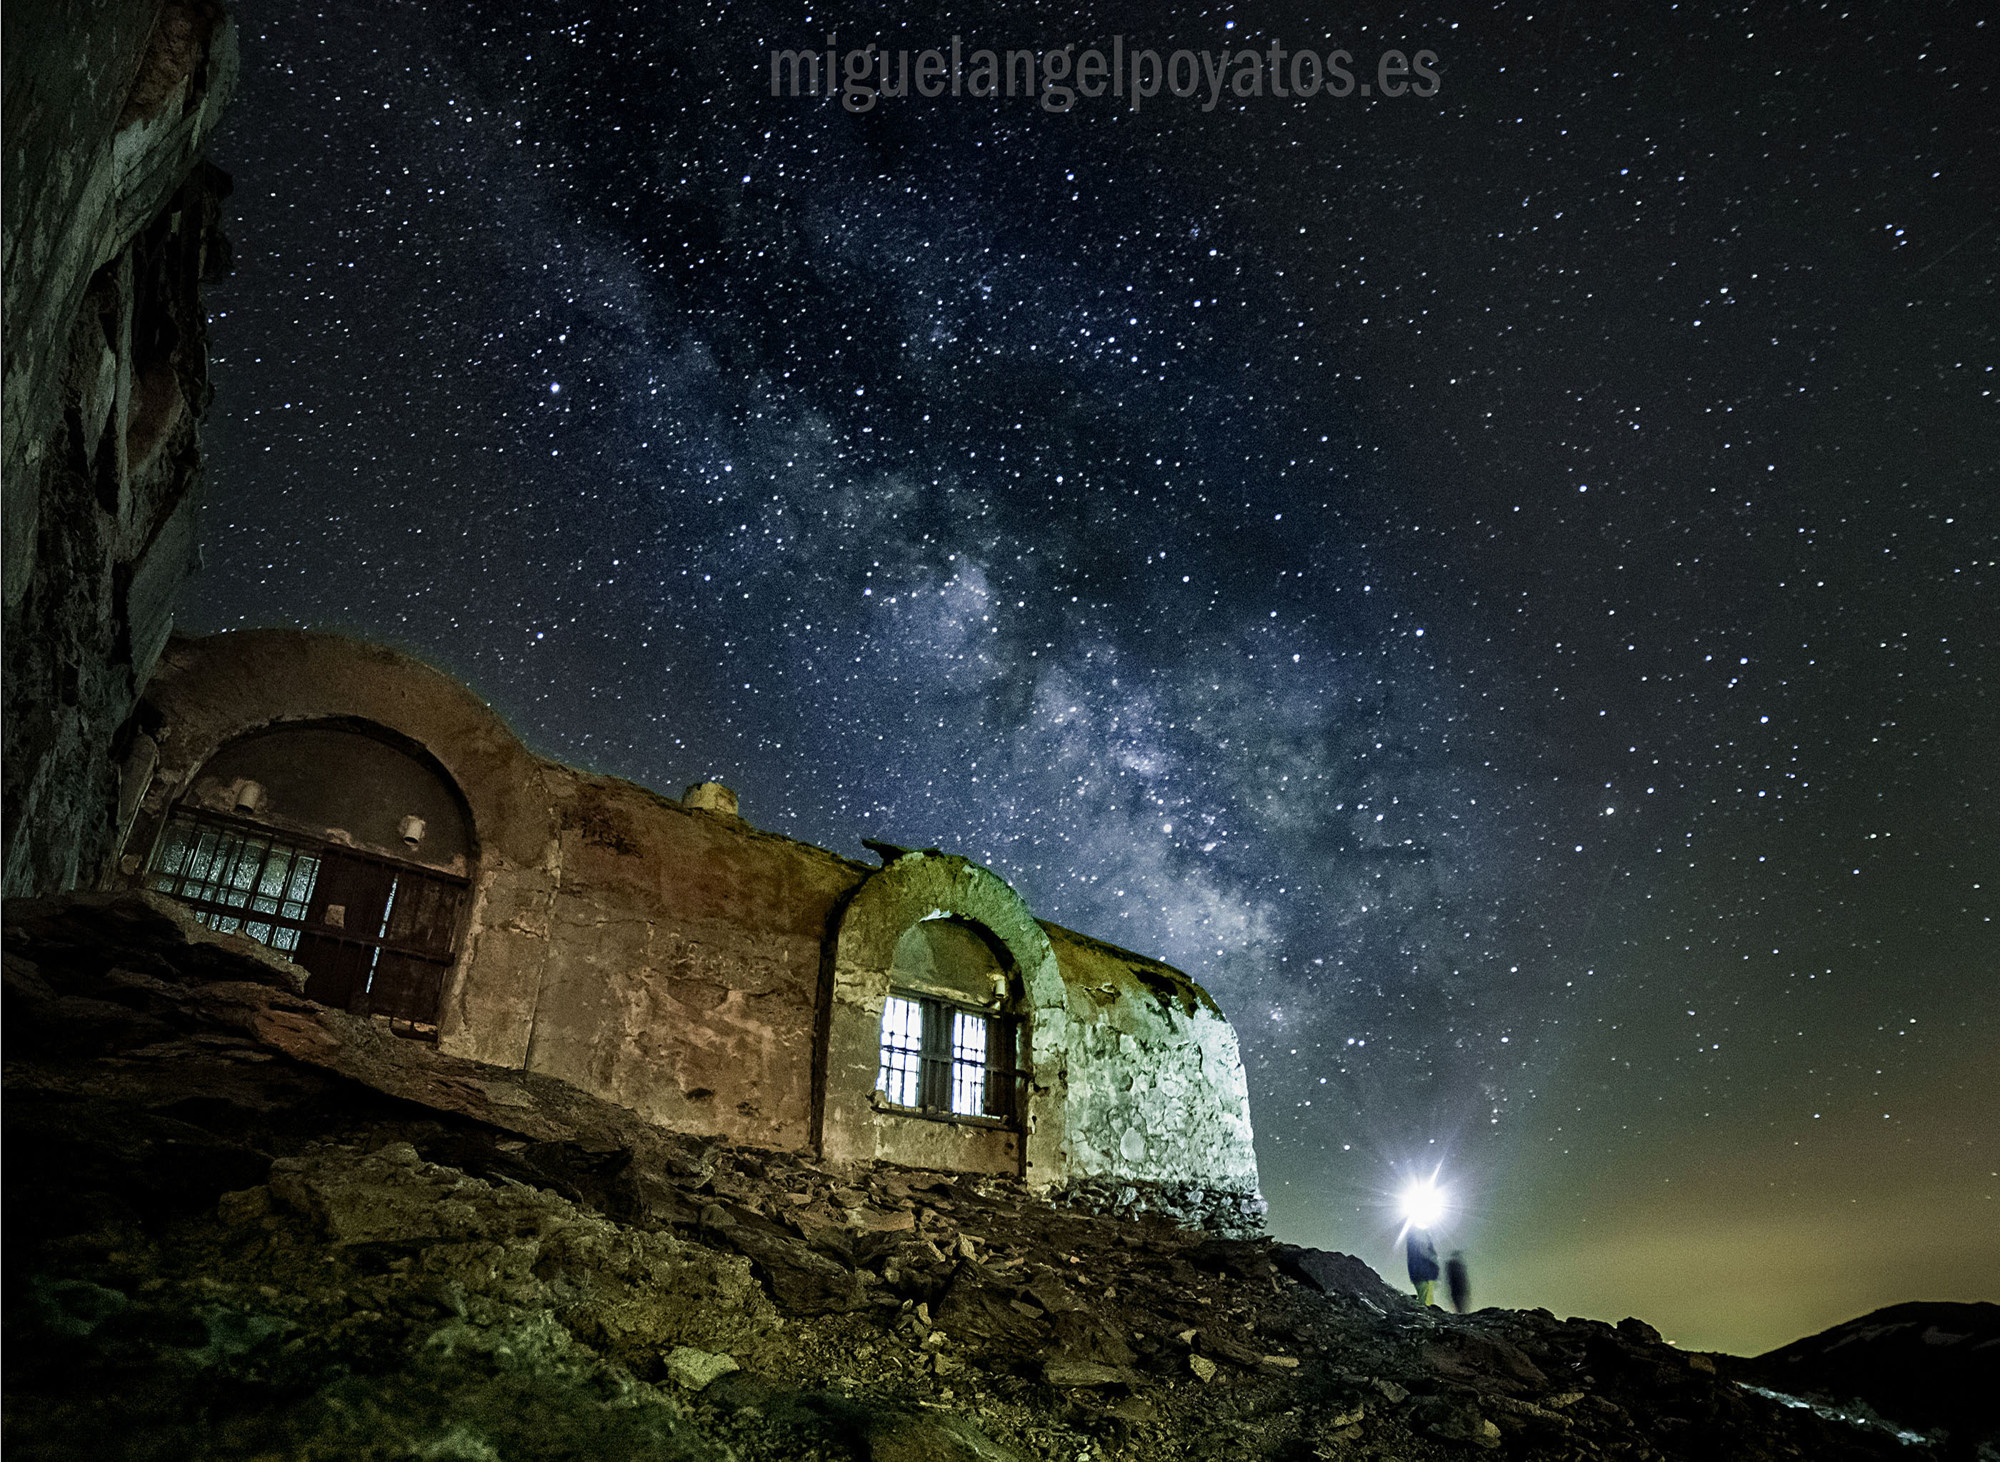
[105,629,1265,1229]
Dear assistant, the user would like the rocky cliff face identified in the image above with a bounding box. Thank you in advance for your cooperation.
[1,0,236,897]
[2,893,1925,1462]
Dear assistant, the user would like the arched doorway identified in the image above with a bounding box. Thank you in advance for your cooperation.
[142,719,474,1036]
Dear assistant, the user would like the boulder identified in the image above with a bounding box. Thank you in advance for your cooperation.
[1272,1245,1406,1310]
[1043,1358,1137,1389]
[664,1347,741,1391]
[1413,1394,1505,1450]
[1422,1330,1550,1392]
[714,1218,870,1316]
[864,1409,1022,1462]
[934,1268,1050,1359]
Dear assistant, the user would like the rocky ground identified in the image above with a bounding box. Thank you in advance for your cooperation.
[2,893,1929,1461]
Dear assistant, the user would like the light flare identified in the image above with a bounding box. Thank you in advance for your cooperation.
[1401,1172,1447,1229]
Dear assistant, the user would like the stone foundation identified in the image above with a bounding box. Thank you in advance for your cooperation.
[1052,1176,1269,1240]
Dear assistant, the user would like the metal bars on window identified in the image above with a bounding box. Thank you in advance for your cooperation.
[145,805,466,1034]
[950,1009,989,1116]
[878,995,925,1107]
[875,992,1023,1126]
[147,815,321,951]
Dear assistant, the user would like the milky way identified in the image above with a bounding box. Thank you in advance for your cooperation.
[187,2,1997,1351]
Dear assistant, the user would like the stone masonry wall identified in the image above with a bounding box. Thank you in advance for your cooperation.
[1041,925,1264,1229]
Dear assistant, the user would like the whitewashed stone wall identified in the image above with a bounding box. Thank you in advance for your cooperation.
[1041,924,1264,1234]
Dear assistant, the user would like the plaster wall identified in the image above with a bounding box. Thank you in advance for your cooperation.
[518,768,862,1150]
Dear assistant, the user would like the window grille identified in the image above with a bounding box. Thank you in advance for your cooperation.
[878,995,925,1107]
[874,992,1023,1125]
[146,806,466,1034]
[950,1009,989,1116]
[147,815,320,951]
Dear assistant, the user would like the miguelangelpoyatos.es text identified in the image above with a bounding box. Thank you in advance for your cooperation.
[771,37,1441,113]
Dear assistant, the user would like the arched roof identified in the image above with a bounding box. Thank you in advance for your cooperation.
[832,851,1065,1011]
[143,630,555,870]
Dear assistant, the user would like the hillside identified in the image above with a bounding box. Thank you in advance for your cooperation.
[1720,1301,1999,1458]
[2,893,1929,1461]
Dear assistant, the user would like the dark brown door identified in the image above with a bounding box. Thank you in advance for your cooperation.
[367,870,461,1023]
[297,849,395,1011]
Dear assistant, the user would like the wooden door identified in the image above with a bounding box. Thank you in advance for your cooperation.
[297,849,395,1011]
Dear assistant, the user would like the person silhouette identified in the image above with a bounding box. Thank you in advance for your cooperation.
[1406,1227,1441,1306]
[1446,1251,1471,1313]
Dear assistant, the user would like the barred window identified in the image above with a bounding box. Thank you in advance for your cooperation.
[949,1009,989,1116]
[878,995,924,1107]
[875,993,1022,1125]
[149,816,322,951]
[146,806,466,1033]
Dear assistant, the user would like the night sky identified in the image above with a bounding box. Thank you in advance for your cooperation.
[186,2,1998,1354]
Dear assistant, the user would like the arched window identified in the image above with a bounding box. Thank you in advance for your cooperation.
[143,720,473,1036]
[874,917,1025,1126]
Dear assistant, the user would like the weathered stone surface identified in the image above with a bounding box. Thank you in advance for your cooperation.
[1050,1307,1138,1368]
[1423,1327,1552,1392]
[934,1269,1050,1357]
[117,630,568,1063]
[1413,1393,1506,1448]
[1183,1236,1274,1282]
[709,1215,871,1316]
[665,1347,742,1391]
[4,887,308,992]
[1056,1174,1268,1238]
[1043,1358,1135,1389]
[862,1410,1022,1462]
[1273,1243,1408,1310]
[2,0,236,899]
[1037,925,1262,1220]
[1193,1324,1266,1369]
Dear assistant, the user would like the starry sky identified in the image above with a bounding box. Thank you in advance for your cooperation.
[185,2,1997,1354]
